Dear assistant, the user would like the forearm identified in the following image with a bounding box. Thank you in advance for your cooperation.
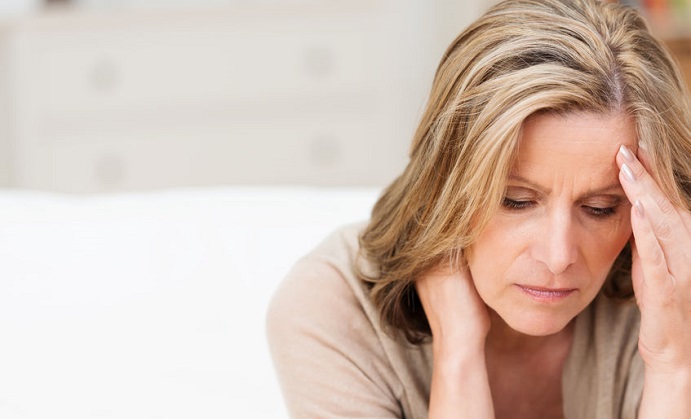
[638,369,691,419]
[428,345,494,419]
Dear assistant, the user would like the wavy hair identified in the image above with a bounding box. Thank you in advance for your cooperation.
[358,0,691,344]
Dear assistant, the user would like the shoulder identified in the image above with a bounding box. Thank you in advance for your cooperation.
[266,222,410,417]
[267,222,375,333]
[267,222,382,353]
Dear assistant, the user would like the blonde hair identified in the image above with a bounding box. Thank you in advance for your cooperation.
[359,0,691,343]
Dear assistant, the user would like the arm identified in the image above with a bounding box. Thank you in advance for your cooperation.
[416,264,495,418]
[616,145,691,418]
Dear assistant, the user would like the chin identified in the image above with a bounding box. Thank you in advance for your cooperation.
[498,309,576,337]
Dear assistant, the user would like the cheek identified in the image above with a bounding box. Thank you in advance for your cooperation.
[465,221,525,290]
[585,215,633,274]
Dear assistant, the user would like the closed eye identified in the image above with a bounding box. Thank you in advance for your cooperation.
[502,199,619,218]
[502,198,535,210]
[582,205,617,218]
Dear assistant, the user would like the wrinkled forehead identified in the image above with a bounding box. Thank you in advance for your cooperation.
[517,110,637,159]
[509,110,636,188]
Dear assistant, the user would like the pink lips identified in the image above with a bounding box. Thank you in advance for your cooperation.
[516,285,576,302]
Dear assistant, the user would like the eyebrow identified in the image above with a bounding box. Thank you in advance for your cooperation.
[507,175,626,199]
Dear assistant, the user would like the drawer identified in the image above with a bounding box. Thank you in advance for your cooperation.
[14,113,400,192]
[19,9,386,117]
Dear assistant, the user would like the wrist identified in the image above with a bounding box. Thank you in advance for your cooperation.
[432,340,486,375]
[644,366,691,389]
[428,340,493,419]
[639,367,691,418]
[431,327,487,357]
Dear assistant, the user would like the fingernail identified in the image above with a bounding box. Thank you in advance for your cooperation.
[634,200,645,217]
[621,163,636,182]
[619,145,635,163]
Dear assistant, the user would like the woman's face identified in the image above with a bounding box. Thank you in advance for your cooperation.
[467,111,636,336]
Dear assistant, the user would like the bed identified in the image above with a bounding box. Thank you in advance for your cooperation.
[0,186,381,418]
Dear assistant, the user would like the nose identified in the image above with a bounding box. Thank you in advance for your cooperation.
[532,208,578,275]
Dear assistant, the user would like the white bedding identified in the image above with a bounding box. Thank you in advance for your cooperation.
[0,186,381,418]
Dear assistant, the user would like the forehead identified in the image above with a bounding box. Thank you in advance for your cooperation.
[510,111,637,191]
[516,111,636,167]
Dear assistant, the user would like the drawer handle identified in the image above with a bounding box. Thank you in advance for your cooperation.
[95,153,126,188]
[89,59,120,93]
[309,135,341,167]
[303,46,334,78]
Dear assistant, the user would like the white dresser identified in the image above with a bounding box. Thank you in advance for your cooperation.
[0,1,484,193]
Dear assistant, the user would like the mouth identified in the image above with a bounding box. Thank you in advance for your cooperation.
[516,284,577,302]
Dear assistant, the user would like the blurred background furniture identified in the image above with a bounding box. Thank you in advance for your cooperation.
[0,0,490,193]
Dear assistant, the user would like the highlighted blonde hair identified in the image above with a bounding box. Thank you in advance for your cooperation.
[359,0,691,343]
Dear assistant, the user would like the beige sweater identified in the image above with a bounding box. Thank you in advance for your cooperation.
[267,223,644,418]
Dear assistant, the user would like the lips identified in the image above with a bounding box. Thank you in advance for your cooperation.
[516,284,577,301]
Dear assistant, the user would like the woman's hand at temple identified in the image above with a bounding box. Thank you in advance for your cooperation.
[616,145,691,418]
[415,263,494,418]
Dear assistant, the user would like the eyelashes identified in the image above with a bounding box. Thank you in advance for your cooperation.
[584,205,617,218]
[501,198,618,219]
[502,198,535,210]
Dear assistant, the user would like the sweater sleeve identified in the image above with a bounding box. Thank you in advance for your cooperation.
[266,254,404,418]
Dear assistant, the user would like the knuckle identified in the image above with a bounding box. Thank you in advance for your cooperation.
[655,219,674,241]
[631,162,646,178]
[655,193,676,216]
[648,246,666,268]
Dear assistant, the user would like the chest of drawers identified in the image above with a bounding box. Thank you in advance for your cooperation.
[1,2,464,192]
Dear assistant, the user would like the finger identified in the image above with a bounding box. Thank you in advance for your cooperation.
[629,201,675,298]
[619,147,676,219]
[637,145,691,232]
[617,145,689,277]
[636,145,658,183]
[636,146,691,234]
[681,209,691,233]
[629,239,643,295]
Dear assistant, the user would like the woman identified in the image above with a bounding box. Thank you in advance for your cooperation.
[267,0,691,417]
